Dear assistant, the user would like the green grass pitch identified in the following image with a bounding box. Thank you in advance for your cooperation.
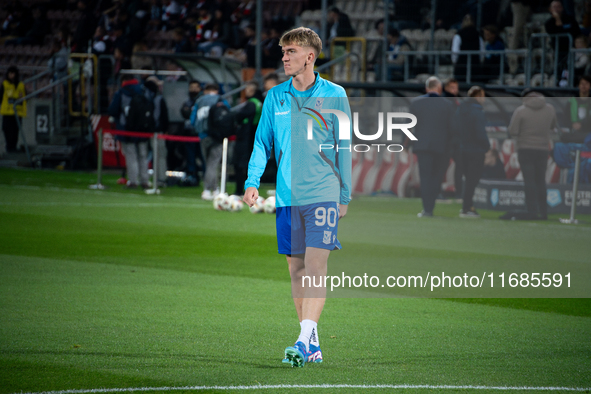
[0,168,590,394]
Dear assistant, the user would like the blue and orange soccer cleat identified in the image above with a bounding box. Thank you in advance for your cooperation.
[307,344,323,363]
[283,341,307,368]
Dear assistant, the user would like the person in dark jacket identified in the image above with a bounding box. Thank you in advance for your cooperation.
[326,6,355,45]
[452,15,483,82]
[181,80,204,186]
[107,75,149,188]
[145,77,169,187]
[481,25,506,81]
[545,0,581,73]
[231,81,262,196]
[409,76,454,217]
[454,86,491,218]
[442,78,462,200]
[482,148,507,180]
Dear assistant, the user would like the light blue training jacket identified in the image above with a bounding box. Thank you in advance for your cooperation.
[245,72,352,208]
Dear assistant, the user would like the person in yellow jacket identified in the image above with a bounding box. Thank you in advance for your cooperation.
[0,66,27,152]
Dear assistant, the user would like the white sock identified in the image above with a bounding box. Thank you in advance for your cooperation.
[296,319,317,352]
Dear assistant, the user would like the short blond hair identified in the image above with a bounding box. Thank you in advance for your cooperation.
[279,27,322,59]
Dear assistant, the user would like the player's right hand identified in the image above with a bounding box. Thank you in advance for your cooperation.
[243,187,259,207]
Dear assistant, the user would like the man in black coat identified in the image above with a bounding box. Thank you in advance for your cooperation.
[545,0,581,72]
[326,6,355,44]
[409,76,454,217]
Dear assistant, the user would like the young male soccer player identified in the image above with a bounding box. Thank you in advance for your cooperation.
[243,27,352,368]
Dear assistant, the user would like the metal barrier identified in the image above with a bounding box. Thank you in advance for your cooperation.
[360,33,579,87]
[527,33,573,87]
[12,73,76,165]
[23,70,51,91]
[330,37,367,82]
[68,53,98,117]
[560,149,582,224]
[381,49,527,85]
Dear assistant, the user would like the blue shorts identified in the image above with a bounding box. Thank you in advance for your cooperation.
[276,202,342,255]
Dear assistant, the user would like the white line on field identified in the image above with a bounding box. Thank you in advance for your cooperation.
[12,384,591,394]
[0,202,208,208]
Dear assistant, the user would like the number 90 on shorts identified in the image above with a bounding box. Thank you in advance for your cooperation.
[276,202,342,255]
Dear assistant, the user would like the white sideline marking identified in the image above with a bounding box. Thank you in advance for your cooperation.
[13,384,591,394]
[0,202,208,208]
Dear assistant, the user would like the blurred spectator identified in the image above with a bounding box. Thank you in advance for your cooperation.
[181,80,204,186]
[111,23,132,57]
[0,4,32,45]
[243,24,257,67]
[98,9,118,33]
[326,6,355,39]
[131,42,152,69]
[231,81,262,195]
[409,76,454,217]
[384,28,411,81]
[262,27,282,69]
[262,72,279,99]
[48,37,70,81]
[116,9,132,36]
[481,25,505,81]
[508,90,558,220]
[148,0,163,30]
[162,0,183,30]
[231,0,255,30]
[482,149,507,180]
[565,75,591,141]
[128,7,151,45]
[113,45,132,77]
[108,75,149,189]
[173,27,194,53]
[574,36,590,81]
[452,15,484,82]
[454,86,490,218]
[583,0,591,30]
[0,66,27,153]
[91,26,110,55]
[367,19,385,73]
[545,0,581,75]
[197,7,232,57]
[326,6,355,46]
[190,83,229,200]
[73,0,98,52]
[145,76,169,187]
[194,8,212,43]
[5,6,49,46]
[508,0,534,74]
[443,78,462,200]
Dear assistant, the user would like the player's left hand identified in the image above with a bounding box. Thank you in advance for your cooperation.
[338,204,348,219]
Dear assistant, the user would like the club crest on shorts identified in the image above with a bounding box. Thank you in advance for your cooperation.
[323,230,332,245]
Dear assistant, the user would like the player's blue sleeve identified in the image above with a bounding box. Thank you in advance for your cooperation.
[337,91,352,205]
[244,93,274,190]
